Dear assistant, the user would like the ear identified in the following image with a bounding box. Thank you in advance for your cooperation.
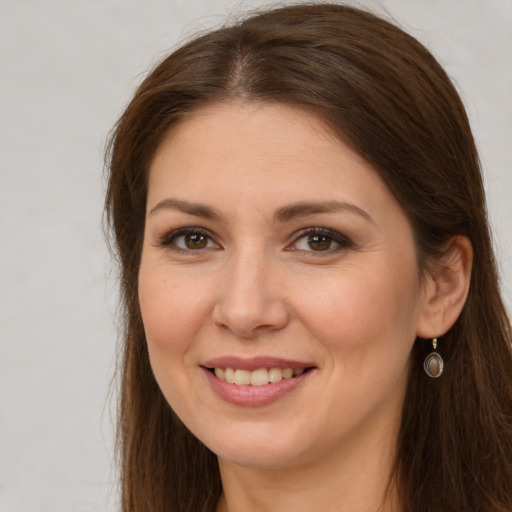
[416,236,473,339]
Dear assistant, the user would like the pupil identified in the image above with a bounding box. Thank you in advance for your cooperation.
[186,233,207,249]
[308,234,331,251]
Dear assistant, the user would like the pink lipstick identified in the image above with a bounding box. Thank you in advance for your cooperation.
[201,356,315,407]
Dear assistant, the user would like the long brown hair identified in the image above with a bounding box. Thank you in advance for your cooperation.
[105,4,512,511]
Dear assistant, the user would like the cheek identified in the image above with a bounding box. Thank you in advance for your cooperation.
[138,266,211,356]
[293,261,422,360]
[137,265,214,414]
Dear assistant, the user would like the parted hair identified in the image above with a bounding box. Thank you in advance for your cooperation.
[105,3,512,511]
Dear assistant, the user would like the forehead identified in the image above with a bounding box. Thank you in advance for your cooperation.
[152,101,344,172]
[147,101,392,209]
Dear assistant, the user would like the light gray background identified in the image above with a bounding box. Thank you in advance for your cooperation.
[1,1,510,511]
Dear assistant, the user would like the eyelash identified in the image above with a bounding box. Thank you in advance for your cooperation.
[158,227,217,253]
[287,227,353,254]
[157,226,353,255]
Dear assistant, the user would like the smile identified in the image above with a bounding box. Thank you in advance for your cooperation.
[213,367,305,386]
[202,358,315,407]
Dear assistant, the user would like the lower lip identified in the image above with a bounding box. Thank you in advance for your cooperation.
[202,367,313,407]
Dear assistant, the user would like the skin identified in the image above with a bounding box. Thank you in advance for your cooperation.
[138,102,472,512]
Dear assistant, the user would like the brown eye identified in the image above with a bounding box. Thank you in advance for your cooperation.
[185,233,208,249]
[307,234,332,251]
[289,228,352,254]
[160,228,219,251]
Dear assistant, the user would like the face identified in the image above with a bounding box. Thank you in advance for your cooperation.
[139,102,430,470]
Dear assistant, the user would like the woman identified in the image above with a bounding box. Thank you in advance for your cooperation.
[105,3,512,511]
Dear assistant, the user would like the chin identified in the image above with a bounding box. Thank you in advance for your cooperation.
[197,422,315,470]
[216,442,307,470]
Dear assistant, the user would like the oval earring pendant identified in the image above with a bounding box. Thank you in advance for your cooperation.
[424,352,444,378]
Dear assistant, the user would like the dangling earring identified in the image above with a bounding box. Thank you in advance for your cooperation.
[424,337,444,378]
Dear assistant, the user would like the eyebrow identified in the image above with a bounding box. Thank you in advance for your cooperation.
[149,198,374,224]
[149,198,223,220]
[274,201,375,224]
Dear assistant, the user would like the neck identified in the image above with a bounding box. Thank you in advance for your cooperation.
[216,413,401,512]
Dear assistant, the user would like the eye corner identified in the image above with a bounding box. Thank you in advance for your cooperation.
[156,226,222,253]
[287,227,353,255]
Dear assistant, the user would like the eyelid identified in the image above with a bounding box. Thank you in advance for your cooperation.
[157,226,221,252]
[154,225,352,254]
[286,227,353,253]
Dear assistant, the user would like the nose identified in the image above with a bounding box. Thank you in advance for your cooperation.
[212,250,290,339]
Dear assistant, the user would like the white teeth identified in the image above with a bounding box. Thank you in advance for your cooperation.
[268,367,283,383]
[250,368,269,386]
[213,367,307,386]
[283,368,294,379]
[225,367,235,384]
[234,369,251,385]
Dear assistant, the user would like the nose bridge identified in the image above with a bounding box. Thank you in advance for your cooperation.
[213,244,289,338]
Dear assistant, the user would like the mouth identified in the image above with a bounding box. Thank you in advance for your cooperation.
[208,366,312,386]
[201,357,316,405]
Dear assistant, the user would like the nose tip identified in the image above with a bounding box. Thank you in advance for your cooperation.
[214,300,289,339]
[212,259,289,339]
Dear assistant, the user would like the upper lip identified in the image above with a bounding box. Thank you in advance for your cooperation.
[202,356,315,371]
